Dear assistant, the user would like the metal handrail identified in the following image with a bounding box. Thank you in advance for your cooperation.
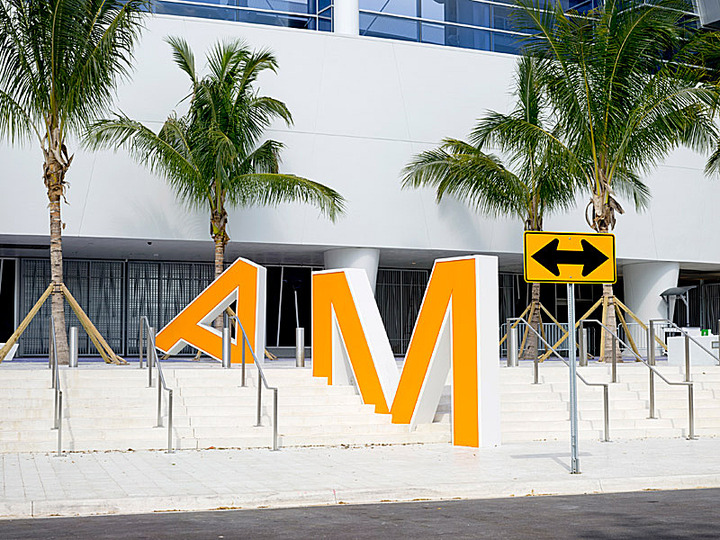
[509,317,610,442]
[49,316,63,457]
[650,319,720,376]
[230,314,279,451]
[584,318,695,440]
[139,316,174,453]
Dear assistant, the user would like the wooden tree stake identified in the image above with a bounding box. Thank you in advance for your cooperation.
[0,284,54,363]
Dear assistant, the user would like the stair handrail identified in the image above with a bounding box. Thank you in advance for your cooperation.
[49,315,63,457]
[649,318,719,375]
[139,316,174,453]
[508,316,610,442]
[230,314,279,451]
[584,318,695,440]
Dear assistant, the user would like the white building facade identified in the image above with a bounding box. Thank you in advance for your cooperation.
[0,1,718,356]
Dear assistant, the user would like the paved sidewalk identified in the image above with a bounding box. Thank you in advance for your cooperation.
[2,437,720,518]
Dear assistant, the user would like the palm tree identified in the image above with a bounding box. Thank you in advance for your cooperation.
[515,0,718,360]
[402,56,577,360]
[0,0,147,363]
[87,38,345,285]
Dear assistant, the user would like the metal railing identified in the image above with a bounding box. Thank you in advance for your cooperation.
[49,317,64,457]
[139,317,174,453]
[649,319,720,381]
[501,322,592,357]
[230,314,279,451]
[508,317,610,442]
[584,319,695,440]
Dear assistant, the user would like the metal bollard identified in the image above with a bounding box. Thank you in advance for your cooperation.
[69,327,78,368]
[649,369,656,419]
[684,333,691,382]
[148,327,155,388]
[579,323,588,367]
[48,324,53,370]
[222,313,232,369]
[507,325,518,367]
[648,321,656,366]
[138,323,145,369]
[296,327,305,367]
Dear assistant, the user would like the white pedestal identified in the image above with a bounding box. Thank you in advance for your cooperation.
[667,333,719,366]
[0,343,18,361]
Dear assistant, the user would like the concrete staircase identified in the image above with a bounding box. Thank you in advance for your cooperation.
[499,363,720,442]
[0,367,168,452]
[0,364,451,453]
[1,362,719,452]
[169,367,450,450]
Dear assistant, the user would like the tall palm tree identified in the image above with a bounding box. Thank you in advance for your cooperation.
[87,38,345,284]
[402,56,577,360]
[0,0,147,363]
[515,0,718,360]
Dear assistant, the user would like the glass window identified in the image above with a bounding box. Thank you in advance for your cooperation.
[360,0,418,18]
[360,12,420,40]
[156,0,325,30]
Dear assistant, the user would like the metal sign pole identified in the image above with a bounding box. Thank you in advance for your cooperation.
[567,283,580,474]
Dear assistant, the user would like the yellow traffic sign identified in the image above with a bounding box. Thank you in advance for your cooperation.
[524,231,616,284]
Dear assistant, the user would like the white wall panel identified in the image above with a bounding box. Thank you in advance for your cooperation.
[1,15,719,270]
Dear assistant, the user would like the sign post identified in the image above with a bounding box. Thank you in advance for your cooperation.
[567,282,579,473]
[523,231,616,475]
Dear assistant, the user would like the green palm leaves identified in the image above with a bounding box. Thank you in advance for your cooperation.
[0,0,148,144]
[87,38,345,276]
[403,56,575,232]
[515,0,719,232]
[0,0,148,363]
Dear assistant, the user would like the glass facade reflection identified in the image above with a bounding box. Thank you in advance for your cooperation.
[155,0,330,31]
[154,0,528,54]
[359,0,523,54]
[154,0,696,55]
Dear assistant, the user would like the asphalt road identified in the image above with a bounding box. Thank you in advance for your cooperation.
[2,488,719,539]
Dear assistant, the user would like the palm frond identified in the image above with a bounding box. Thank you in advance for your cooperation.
[229,173,346,221]
[0,0,148,144]
[88,38,343,231]
[515,0,718,214]
[402,139,526,218]
[84,114,206,206]
[166,36,197,86]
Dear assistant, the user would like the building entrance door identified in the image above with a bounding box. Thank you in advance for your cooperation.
[266,266,313,349]
[0,259,17,342]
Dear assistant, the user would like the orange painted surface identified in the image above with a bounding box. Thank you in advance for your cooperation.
[312,272,391,414]
[155,260,258,363]
[391,258,479,447]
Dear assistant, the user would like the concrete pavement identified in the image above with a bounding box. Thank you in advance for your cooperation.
[2,436,720,519]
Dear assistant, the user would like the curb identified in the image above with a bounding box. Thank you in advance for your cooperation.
[3,473,720,519]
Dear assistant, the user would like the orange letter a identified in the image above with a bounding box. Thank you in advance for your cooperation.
[155,257,266,363]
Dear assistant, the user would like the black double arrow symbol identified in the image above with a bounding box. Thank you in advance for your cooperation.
[531,238,609,277]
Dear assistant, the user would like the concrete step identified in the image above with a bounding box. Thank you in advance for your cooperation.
[0,398,55,409]
[500,401,569,412]
[0,379,51,389]
[179,394,365,408]
[501,430,604,443]
[186,413,393,428]
[502,410,570,422]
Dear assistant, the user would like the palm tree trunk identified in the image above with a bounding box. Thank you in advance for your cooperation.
[211,209,228,331]
[44,147,70,365]
[597,223,621,364]
[522,282,541,360]
[213,236,226,332]
[214,236,225,281]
